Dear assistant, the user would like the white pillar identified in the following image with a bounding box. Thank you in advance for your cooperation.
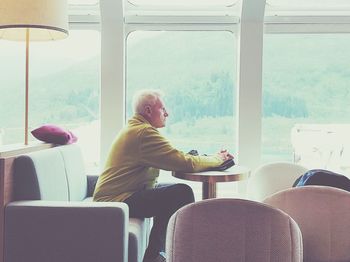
[236,0,265,170]
[100,0,125,166]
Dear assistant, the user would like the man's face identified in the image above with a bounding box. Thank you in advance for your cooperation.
[149,98,168,128]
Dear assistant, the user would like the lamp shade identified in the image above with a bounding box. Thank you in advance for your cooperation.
[0,0,69,41]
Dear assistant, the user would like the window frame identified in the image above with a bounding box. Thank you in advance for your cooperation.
[100,0,266,169]
[100,0,350,170]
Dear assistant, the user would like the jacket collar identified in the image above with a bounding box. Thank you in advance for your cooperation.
[132,113,152,125]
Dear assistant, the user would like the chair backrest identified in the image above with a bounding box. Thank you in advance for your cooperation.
[264,186,350,262]
[14,144,87,201]
[14,148,69,201]
[247,162,307,201]
[57,145,87,201]
[166,198,302,262]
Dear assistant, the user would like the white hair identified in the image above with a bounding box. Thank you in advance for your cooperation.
[132,89,164,114]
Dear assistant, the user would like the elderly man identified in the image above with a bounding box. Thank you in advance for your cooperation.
[93,89,233,262]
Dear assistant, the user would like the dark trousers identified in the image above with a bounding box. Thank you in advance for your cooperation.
[124,183,195,260]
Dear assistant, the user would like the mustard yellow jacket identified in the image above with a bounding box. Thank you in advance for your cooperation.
[93,114,223,202]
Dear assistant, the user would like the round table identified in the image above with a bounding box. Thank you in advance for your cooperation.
[172,165,250,199]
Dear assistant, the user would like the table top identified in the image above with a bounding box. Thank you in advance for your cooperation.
[172,165,250,183]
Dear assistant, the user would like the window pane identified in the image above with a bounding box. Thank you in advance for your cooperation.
[28,30,100,171]
[262,34,350,173]
[0,41,25,145]
[126,31,236,199]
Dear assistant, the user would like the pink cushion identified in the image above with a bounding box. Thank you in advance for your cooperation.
[31,124,78,145]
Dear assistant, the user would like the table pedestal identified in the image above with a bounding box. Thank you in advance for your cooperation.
[203,182,216,199]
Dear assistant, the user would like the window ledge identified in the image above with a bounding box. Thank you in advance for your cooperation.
[0,142,55,158]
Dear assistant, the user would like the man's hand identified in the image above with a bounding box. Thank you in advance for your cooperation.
[217,149,234,161]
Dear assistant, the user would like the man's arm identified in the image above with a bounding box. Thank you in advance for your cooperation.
[138,126,223,172]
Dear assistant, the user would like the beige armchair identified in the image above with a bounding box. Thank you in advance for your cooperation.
[264,186,350,262]
[166,198,303,262]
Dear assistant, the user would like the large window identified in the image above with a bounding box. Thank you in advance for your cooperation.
[126,30,237,198]
[262,34,350,172]
[0,30,100,170]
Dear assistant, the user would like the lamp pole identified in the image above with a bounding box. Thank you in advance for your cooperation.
[25,28,29,145]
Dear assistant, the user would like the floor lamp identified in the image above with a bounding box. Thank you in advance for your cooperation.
[0,0,69,145]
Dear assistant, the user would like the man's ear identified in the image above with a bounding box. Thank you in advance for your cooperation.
[144,105,152,115]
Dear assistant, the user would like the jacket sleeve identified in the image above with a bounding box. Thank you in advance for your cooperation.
[138,126,223,172]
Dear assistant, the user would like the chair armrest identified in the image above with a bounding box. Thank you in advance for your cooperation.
[5,200,129,262]
[87,175,99,197]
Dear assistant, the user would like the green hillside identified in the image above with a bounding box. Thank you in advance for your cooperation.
[2,33,350,131]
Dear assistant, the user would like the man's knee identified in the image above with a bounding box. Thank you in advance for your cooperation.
[173,183,195,204]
